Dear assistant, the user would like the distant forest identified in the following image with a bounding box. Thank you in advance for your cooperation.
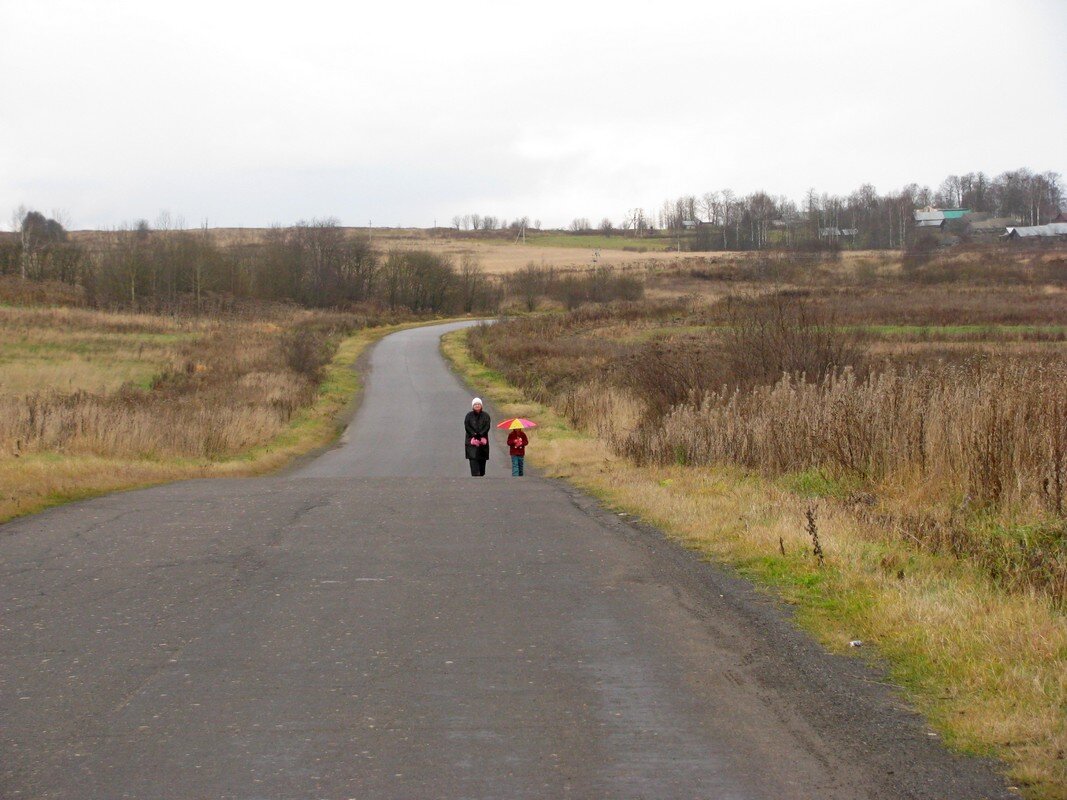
[0,215,642,314]
[454,167,1064,251]
[0,216,497,313]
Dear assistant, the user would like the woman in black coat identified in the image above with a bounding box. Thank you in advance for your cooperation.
[464,397,491,476]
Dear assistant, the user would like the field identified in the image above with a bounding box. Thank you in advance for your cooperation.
[446,250,1067,799]
[63,226,698,275]
[329,229,694,273]
[0,303,414,522]
[0,310,196,395]
[522,232,674,251]
[59,225,1064,283]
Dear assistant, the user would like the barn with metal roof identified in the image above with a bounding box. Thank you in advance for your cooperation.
[1002,222,1067,239]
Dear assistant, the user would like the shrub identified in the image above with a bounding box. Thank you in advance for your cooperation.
[718,293,867,388]
[281,327,336,380]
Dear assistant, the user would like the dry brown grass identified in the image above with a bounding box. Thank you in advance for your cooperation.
[363,233,682,274]
[0,304,402,522]
[629,364,1067,600]
[650,246,1066,300]
[749,286,1067,327]
[634,363,1066,505]
[0,306,207,395]
[0,307,314,460]
[0,275,87,306]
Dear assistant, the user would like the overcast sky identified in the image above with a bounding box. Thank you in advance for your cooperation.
[2,0,1065,230]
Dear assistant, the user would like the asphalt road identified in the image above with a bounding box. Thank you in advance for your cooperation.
[0,321,1013,799]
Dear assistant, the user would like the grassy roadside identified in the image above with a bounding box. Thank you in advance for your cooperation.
[0,320,433,524]
[442,327,1067,800]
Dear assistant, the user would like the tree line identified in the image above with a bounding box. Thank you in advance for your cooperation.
[0,214,501,314]
[0,212,645,314]
[450,214,539,233]
[649,167,1062,251]
[454,167,1062,251]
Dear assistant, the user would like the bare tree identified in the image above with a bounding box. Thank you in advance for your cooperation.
[12,205,29,279]
[937,175,964,208]
[700,191,719,224]
[721,190,737,248]
[457,254,484,313]
[626,208,650,237]
[508,263,552,312]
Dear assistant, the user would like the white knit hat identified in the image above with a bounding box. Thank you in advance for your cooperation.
[472,397,483,407]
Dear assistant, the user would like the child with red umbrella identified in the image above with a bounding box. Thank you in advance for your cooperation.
[498,417,537,477]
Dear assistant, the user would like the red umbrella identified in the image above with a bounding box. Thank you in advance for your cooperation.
[496,418,537,430]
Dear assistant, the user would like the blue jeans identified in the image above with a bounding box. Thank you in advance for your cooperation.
[511,455,525,476]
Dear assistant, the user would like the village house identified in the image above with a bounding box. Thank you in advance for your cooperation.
[913,206,971,229]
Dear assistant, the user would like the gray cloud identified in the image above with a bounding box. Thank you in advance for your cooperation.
[2,0,1064,228]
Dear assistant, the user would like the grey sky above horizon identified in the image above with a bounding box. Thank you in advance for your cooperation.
[2,0,1065,230]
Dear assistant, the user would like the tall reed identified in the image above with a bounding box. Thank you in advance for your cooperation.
[625,361,1067,517]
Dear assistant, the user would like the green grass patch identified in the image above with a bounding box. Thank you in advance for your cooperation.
[527,232,673,252]
[780,468,859,499]
[0,328,197,394]
[858,323,1067,339]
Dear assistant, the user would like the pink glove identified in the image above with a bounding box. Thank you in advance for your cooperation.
[480,437,488,445]
[470,437,479,446]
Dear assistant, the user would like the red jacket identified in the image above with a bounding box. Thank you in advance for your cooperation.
[507,430,528,456]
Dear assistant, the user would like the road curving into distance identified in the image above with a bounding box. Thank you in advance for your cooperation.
[0,321,1013,798]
